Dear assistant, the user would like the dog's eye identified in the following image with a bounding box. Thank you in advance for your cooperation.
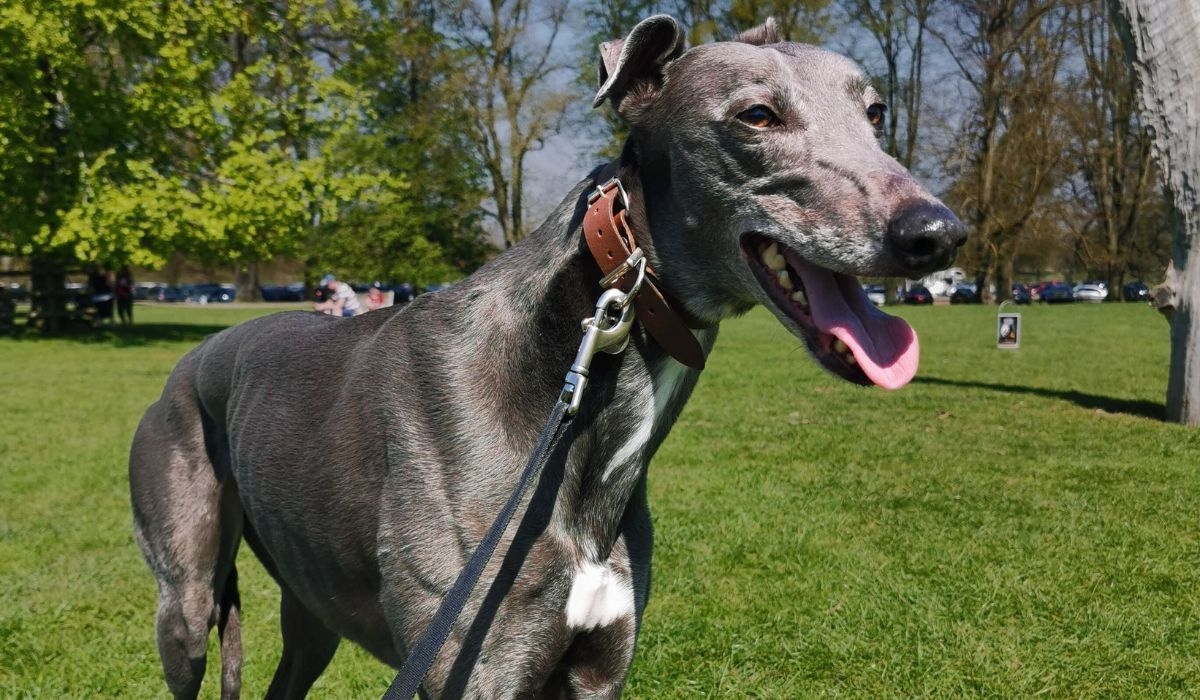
[867,103,886,127]
[736,105,781,129]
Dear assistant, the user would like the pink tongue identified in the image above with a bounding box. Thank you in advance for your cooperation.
[793,260,919,390]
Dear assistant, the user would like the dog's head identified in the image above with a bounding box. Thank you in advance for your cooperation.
[595,16,966,390]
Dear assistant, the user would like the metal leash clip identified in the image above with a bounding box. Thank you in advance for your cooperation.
[599,248,647,309]
[560,288,637,416]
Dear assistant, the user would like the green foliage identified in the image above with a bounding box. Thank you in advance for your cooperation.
[323,0,495,280]
[0,0,489,292]
[45,154,205,268]
[42,70,412,270]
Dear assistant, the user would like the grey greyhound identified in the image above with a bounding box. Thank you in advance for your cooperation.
[130,15,965,699]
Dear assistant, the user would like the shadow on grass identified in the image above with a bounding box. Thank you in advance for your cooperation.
[915,375,1165,421]
[3,321,228,347]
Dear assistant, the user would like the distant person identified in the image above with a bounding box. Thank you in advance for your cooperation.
[366,281,390,311]
[89,265,114,325]
[313,274,362,318]
[115,266,134,326]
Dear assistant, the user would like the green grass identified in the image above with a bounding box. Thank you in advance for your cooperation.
[2,301,1198,697]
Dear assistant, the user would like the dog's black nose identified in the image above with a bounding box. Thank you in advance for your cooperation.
[886,202,967,274]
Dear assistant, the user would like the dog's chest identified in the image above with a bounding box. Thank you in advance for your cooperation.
[600,357,693,481]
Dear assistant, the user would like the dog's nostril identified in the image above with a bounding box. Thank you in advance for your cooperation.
[907,236,938,259]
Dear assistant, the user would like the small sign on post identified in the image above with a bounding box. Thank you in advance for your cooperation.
[997,300,1021,349]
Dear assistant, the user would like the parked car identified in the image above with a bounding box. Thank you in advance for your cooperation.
[259,283,306,302]
[134,282,166,301]
[156,286,185,302]
[902,285,934,305]
[1011,283,1032,304]
[5,282,28,301]
[390,283,416,303]
[1073,283,1107,303]
[1122,280,1149,302]
[863,284,887,306]
[1031,280,1066,301]
[182,283,236,303]
[1039,282,1075,304]
[949,282,979,304]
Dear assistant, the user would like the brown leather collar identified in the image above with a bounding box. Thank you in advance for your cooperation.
[583,175,706,370]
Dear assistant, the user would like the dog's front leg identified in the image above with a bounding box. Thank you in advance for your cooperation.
[548,618,639,699]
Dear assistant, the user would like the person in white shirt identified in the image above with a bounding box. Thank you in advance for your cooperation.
[313,274,363,318]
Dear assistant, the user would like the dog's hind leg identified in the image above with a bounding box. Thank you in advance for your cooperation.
[218,565,243,699]
[131,382,244,699]
[134,477,243,699]
[263,586,341,699]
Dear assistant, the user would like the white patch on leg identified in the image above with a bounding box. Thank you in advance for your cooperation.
[565,562,635,631]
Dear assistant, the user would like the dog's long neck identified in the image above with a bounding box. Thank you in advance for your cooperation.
[437,168,716,565]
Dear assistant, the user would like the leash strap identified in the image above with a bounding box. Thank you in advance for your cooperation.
[583,177,707,370]
[383,399,572,700]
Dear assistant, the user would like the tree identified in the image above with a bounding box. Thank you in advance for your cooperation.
[680,0,832,44]
[839,0,936,170]
[2,0,480,317]
[451,0,578,248]
[1109,0,1200,424]
[0,1,237,327]
[933,0,1070,303]
[1061,0,1164,298]
[330,0,495,283]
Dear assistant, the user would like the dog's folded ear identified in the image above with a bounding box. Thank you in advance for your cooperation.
[734,17,780,46]
[594,15,686,112]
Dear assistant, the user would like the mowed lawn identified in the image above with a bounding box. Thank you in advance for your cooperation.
[2,301,1199,697]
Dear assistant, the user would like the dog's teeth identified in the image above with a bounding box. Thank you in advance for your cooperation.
[761,243,786,271]
[791,290,808,306]
[833,338,848,353]
[777,269,793,289]
[844,352,858,366]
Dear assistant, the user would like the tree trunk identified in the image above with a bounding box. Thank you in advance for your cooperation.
[994,256,1013,305]
[29,257,67,333]
[1110,0,1200,424]
[236,263,261,302]
[30,55,72,331]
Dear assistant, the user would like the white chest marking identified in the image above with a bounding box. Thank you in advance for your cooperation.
[564,562,635,631]
[601,359,691,481]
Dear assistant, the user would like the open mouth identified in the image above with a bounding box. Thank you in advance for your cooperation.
[740,233,919,390]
